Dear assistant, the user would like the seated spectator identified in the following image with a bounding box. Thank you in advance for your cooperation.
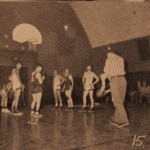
[139,81,150,104]
[129,91,138,104]
[129,81,140,105]
[147,85,150,103]
[137,80,141,90]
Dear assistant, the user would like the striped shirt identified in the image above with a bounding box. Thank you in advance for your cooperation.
[104,54,125,78]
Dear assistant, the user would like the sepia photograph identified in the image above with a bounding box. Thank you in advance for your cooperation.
[0,0,150,150]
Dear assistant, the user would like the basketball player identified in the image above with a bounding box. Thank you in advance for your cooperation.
[82,65,99,111]
[11,62,25,114]
[53,70,64,108]
[62,68,74,109]
[31,64,45,117]
[96,73,111,98]
[0,76,12,113]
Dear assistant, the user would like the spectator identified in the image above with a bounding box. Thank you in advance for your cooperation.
[139,81,150,104]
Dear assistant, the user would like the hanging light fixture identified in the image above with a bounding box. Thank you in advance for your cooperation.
[21,46,25,50]
[4,34,8,39]
[5,44,9,49]
[64,25,69,31]
[107,45,111,51]
[125,0,144,2]
[14,56,19,61]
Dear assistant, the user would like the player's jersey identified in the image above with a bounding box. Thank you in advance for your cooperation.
[83,72,97,90]
[31,72,42,94]
[11,69,21,91]
[53,75,62,90]
[64,74,72,90]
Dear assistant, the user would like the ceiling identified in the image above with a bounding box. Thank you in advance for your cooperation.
[71,2,150,47]
[0,1,149,49]
[0,0,149,1]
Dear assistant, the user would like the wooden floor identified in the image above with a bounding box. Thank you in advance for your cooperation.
[0,104,150,150]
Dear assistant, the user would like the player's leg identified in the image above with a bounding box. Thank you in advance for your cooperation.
[31,93,37,115]
[68,90,73,108]
[35,92,42,116]
[11,89,21,113]
[0,90,5,112]
[57,90,63,107]
[1,89,10,113]
[82,90,89,109]
[54,89,58,107]
[65,90,70,108]
[14,89,21,112]
[89,90,94,110]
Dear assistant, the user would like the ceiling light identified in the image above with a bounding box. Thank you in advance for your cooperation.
[64,25,69,31]
[125,0,144,2]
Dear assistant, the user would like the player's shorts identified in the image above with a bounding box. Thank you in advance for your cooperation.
[32,86,42,94]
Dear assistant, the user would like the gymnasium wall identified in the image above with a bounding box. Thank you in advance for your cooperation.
[92,37,150,74]
[0,49,37,67]
[111,37,150,72]
[37,36,91,77]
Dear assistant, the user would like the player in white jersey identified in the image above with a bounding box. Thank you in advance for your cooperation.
[11,62,25,114]
[82,65,99,111]
[53,70,64,108]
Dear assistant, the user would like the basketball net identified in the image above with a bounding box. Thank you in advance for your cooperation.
[27,39,38,51]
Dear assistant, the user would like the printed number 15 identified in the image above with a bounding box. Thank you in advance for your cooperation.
[132,135,146,147]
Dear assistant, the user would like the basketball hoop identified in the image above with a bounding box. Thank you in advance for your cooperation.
[27,39,38,51]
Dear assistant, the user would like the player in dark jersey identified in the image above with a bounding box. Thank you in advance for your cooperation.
[31,64,45,117]
[0,76,12,113]
[62,68,74,109]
